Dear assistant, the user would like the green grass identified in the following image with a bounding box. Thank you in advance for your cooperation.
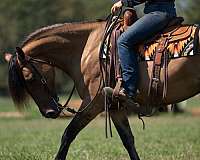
[186,96,200,108]
[0,97,17,112]
[0,116,200,160]
[0,97,200,160]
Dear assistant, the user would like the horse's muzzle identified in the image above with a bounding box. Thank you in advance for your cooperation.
[45,109,61,119]
[43,99,61,119]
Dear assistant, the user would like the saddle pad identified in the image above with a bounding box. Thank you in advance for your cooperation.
[139,25,197,61]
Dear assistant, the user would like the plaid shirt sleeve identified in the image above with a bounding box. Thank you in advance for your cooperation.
[121,0,146,7]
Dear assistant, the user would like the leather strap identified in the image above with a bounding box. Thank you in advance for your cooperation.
[112,10,136,99]
[148,37,169,103]
[111,25,123,99]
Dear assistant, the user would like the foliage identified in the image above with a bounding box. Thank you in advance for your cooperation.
[176,0,200,24]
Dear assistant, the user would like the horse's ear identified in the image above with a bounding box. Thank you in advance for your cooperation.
[4,52,12,63]
[16,47,25,62]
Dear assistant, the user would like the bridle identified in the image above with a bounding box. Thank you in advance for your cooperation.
[15,45,105,115]
[16,50,77,114]
[13,12,121,118]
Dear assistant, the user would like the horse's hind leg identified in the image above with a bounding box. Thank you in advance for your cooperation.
[110,109,140,160]
[55,98,103,160]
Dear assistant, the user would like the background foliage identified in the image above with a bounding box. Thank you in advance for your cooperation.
[0,0,199,96]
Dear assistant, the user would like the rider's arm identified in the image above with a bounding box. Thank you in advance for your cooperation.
[121,0,146,7]
[111,0,146,13]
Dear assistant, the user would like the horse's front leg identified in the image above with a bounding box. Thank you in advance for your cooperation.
[55,97,103,160]
[110,108,140,160]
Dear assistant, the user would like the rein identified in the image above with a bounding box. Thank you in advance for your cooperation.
[99,10,122,138]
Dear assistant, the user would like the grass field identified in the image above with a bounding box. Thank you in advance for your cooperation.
[0,97,200,160]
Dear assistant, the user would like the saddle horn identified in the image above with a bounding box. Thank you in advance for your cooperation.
[16,47,25,62]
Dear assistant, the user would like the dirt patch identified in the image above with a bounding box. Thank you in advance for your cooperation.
[0,112,25,118]
[191,108,200,116]
[59,99,82,117]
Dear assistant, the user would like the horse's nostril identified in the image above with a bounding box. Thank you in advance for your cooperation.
[45,109,60,119]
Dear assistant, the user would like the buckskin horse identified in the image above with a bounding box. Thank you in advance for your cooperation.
[5,11,200,160]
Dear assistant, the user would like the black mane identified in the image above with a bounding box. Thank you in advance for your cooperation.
[8,56,28,108]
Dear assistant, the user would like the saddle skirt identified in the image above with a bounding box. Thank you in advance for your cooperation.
[138,25,197,61]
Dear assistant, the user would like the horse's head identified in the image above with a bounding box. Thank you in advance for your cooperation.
[6,47,61,119]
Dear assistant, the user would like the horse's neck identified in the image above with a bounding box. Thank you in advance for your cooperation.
[23,22,104,72]
[22,21,105,98]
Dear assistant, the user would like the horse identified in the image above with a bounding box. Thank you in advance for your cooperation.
[5,19,200,160]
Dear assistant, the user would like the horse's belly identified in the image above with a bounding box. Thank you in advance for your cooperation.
[138,56,200,104]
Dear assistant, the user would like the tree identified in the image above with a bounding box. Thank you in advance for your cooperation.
[176,0,200,24]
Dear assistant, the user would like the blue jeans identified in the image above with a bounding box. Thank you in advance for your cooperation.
[117,11,176,97]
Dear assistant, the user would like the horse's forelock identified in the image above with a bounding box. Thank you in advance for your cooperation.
[8,56,29,109]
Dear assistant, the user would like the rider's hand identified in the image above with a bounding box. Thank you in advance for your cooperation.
[111,1,123,14]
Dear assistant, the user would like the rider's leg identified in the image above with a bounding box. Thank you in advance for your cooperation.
[117,11,174,97]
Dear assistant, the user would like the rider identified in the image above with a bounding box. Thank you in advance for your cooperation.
[111,0,177,101]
